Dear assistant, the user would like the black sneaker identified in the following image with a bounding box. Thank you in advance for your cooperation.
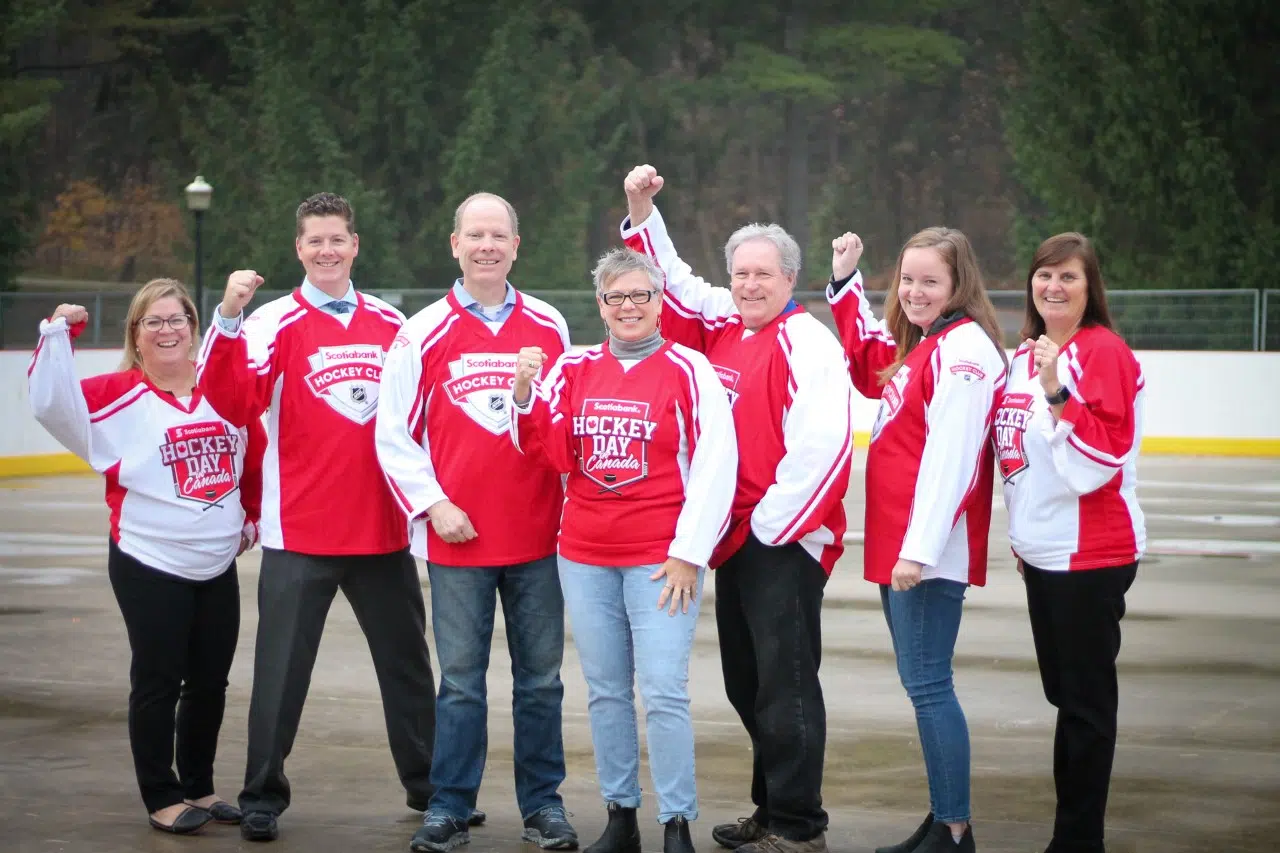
[523,804,579,850]
[712,814,767,850]
[411,812,471,853]
[240,811,278,842]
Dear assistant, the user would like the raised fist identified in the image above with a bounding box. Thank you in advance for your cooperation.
[221,270,264,319]
[624,165,664,226]
[512,346,547,405]
[831,232,864,282]
[51,303,89,327]
[624,164,665,201]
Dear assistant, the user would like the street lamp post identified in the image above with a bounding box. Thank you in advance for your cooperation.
[184,176,213,321]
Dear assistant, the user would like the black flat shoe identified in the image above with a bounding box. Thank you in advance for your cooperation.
[241,810,279,842]
[149,806,212,835]
[193,800,242,824]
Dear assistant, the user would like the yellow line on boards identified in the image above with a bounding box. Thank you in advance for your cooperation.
[3,435,1280,479]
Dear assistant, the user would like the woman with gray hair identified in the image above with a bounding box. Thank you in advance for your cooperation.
[509,247,738,853]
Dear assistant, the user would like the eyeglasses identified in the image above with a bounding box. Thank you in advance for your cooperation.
[600,289,657,306]
[137,315,191,332]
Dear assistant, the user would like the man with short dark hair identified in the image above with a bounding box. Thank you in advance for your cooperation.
[197,192,438,843]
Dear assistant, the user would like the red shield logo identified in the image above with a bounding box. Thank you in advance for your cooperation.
[994,392,1035,482]
[713,363,742,407]
[871,364,912,442]
[159,421,241,507]
[574,398,657,492]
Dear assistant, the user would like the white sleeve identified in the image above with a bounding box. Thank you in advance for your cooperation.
[668,353,738,566]
[621,206,739,326]
[27,319,101,466]
[374,332,448,518]
[750,323,856,546]
[899,340,1003,567]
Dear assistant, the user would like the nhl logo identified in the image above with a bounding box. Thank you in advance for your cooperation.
[159,421,241,508]
[443,352,519,436]
[304,345,384,425]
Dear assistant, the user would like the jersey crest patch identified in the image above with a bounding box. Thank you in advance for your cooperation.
[871,364,911,442]
[443,352,518,435]
[574,398,658,492]
[305,344,385,424]
[994,392,1035,482]
[159,421,241,508]
[712,364,741,407]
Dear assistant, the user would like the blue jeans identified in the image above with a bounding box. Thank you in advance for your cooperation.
[880,579,971,823]
[427,556,566,820]
[558,557,703,823]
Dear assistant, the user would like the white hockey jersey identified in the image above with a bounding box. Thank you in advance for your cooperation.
[998,325,1146,571]
[29,317,264,580]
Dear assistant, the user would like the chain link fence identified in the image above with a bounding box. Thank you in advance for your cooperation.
[0,286,1270,351]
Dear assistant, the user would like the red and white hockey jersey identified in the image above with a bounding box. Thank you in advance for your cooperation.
[623,207,855,573]
[828,273,1006,586]
[998,326,1146,571]
[511,340,737,567]
[29,317,264,580]
[196,290,408,555]
[375,290,571,566]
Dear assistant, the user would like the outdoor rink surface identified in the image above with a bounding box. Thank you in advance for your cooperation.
[0,453,1277,852]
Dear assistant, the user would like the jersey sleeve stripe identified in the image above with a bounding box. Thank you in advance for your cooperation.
[772,384,855,545]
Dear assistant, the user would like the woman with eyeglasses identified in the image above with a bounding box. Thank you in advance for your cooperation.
[509,248,737,853]
[28,278,265,836]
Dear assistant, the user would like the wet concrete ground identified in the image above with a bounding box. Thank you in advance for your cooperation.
[1,454,1277,853]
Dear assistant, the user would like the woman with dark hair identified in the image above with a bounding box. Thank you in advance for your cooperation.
[28,279,264,835]
[995,233,1146,853]
[825,228,1008,853]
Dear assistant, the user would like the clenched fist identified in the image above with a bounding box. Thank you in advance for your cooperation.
[221,270,264,319]
[51,304,89,327]
[623,164,665,226]
[831,232,864,282]
[512,346,548,406]
[425,499,478,544]
[1027,335,1062,396]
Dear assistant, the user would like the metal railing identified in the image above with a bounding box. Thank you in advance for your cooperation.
[1,287,1272,351]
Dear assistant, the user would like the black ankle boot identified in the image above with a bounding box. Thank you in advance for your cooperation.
[913,821,974,853]
[874,813,934,853]
[664,816,695,853]
[585,803,641,853]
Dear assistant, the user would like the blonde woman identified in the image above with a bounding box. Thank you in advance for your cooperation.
[28,279,264,835]
[825,230,1008,853]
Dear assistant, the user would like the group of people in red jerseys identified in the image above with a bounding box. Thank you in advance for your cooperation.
[29,162,1145,853]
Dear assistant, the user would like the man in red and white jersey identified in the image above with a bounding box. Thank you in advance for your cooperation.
[619,166,854,853]
[375,193,578,853]
[196,192,437,843]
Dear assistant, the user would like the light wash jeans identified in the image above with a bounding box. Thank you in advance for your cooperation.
[880,578,971,823]
[558,556,703,823]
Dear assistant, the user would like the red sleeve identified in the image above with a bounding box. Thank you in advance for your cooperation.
[239,416,266,525]
[1060,335,1141,462]
[513,360,577,474]
[826,275,898,399]
[196,326,276,428]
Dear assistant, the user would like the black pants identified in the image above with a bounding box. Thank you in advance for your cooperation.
[238,547,436,815]
[715,533,828,841]
[1024,561,1138,853]
[107,539,240,814]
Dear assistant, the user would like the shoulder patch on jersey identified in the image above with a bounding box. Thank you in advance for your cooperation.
[950,360,987,383]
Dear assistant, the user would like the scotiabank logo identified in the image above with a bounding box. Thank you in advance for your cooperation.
[871,364,911,443]
[444,352,519,436]
[305,344,384,424]
[712,364,741,407]
[160,421,241,507]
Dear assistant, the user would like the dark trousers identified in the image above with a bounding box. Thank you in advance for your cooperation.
[715,533,828,841]
[107,539,240,814]
[1024,561,1138,853]
[238,547,436,815]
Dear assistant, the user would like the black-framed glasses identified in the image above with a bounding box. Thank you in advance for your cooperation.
[137,315,192,332]
[600,289,657,306]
